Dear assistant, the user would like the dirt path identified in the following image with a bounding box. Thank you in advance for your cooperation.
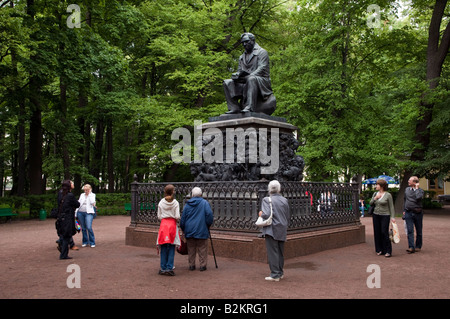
[1,208,449,300]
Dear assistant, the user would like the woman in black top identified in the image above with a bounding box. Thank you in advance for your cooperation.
[56,180,80,260]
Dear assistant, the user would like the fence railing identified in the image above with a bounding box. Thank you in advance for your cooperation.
[130,180,360,233]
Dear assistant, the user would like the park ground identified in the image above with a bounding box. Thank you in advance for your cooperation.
[1,207,449,301]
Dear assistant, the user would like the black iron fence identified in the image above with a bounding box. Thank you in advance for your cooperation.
[130,179,360,233]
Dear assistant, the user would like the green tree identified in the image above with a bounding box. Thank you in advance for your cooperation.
[395,0,450,211]
[271,0,409,181]
[1,0,283,196]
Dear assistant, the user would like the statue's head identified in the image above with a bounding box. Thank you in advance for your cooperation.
[241,33,255,53]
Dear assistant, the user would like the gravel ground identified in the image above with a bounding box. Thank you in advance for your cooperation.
[1,207,449,302]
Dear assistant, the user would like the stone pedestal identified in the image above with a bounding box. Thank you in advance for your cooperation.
[191,114,304,182]
[125,224,365,262]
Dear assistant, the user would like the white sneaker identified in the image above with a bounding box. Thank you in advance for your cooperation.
[90,245,95,248]
[265,276,280,282]
[81,244,87,247]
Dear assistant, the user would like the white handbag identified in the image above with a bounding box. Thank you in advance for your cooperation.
[255,197,273,227]
[390,221,400,244]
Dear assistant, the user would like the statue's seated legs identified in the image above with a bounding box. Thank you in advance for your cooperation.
[241,75,259,113]
[223,79,241,113]
[223,78,276,116]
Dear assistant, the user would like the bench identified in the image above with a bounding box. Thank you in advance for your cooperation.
[124,202,156,214]
[140,203,156,210]
[0,207,18,222]
[125,203,131,215]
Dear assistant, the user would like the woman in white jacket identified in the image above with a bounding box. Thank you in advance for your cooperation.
[156,184,180,276]
[76,184,97,247]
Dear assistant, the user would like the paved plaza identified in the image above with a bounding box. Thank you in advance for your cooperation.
[1,207,449,300]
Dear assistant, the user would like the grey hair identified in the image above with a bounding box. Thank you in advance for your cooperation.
[268,180,281,194]
[192,187,202,197]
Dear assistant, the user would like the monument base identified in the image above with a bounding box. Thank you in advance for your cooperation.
[208,111,287,123]
[192,115,304,182]
[125,224,365,262]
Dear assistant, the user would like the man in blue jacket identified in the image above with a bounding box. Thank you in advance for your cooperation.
[180,187,214,271]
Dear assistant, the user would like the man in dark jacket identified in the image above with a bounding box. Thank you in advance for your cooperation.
[403,176,425,254]
[180,187,213,271]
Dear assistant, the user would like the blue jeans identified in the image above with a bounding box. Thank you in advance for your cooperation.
[77,211,95,246]
[160,244,175,272]
[405,209,423,249]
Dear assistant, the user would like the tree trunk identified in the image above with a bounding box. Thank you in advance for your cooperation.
[17,99,26,196]
[395,0,450,213]
[10,37,26,196]
[123,128,132,192]
[60,77,71,179]
[92,120,104,193]
[106,121,114,193]
[26,0,43,195]
[74,88,89,195]
[28,101,43,195]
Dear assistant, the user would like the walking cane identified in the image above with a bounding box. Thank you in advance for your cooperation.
[208,229,218,268]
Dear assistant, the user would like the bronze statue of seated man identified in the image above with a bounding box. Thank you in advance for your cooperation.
[223,33,276,115]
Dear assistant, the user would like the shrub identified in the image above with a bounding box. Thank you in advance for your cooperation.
[0,193,132,217]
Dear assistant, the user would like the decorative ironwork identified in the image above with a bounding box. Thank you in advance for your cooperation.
[130,179,360,234]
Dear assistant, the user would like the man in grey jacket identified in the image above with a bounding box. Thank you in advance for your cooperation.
[259,180,290,281]
[403,176,425,254]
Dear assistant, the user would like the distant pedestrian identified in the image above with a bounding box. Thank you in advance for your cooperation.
[156,184,180,276]
[76,184,97,248]
[359,194,366,217]
[370,179,395,258]
[180,187,213,271]
[403,176,425,254]
[318,190,336,217]
[56,181,79,251]
[259,180,290,281]
[56,180,80,260]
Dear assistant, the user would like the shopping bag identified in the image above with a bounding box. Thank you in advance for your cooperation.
[390,221,400,244]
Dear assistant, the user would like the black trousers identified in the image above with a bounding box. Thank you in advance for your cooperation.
[372,214,392,255]
[59,236,72,259]
[57,236,75,248]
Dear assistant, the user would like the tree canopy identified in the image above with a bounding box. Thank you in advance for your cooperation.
[0,0,449,197]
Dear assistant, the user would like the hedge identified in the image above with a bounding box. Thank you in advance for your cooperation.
[0,193,132,217]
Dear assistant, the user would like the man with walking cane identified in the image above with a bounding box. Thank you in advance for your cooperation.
[181,187,214,271]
